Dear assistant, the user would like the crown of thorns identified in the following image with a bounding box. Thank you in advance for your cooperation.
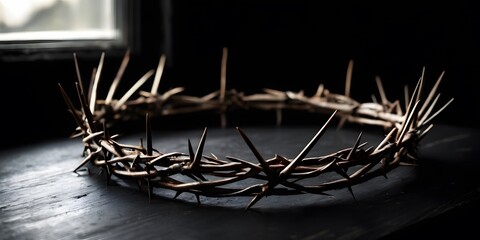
[58,47,453,209]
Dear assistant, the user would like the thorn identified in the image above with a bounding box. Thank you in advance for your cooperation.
[280,110,337,178]
[236,127,271,176]
[345,59,353,97]
[106,48,130,104]
[147,178,153,203]
[188,139,194,162]
[146,114,152,155]
[151,54,166,94]
[246,193,263,210]
[191,127,208,169]
[347,186,356,201]
[346,132,363,160]
[89,52,105,113]
[114,69,155,111]
[195,194,201,206]
[174,191,182,199]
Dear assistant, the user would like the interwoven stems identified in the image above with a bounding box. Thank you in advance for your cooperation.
[59,48,453,209]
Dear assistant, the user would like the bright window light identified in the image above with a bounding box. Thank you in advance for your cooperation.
[0,0,119,42]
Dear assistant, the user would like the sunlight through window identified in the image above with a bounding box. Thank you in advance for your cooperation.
[0,0,119,43]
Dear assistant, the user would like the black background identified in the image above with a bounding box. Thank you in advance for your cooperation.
[0,0,478,149]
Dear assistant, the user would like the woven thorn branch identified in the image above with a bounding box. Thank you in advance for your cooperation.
[59,48,454,209]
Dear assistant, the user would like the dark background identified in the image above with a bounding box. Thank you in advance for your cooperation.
[0,0,478,150]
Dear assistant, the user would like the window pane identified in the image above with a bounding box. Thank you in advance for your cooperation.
[0,0,118,41]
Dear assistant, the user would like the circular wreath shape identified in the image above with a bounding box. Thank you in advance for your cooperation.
[59,48,453,209]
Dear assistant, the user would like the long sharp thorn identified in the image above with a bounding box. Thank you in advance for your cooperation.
[58,83,85,130]
[174,191,182,199]
[345,59,353,97]
[220,47,228,104]
[422,98,454,127]
[398,77,422,139]
[375,128,397,153]
[75,82,96,132]
[106,48,130,103]
[419,71,445,116]
[419,93,441,125]
[191,127,208,169]
[403,85,409,111]
[73,52,87,103]
[246,192,265,210]
[375,76,388,108]
[347,131,363,160]
[348,187,356,201]
[220,47,228,128]
[147,178,152,203]
[146,114,152,155]
[114,69,155,111]
[188,139,195,162]
[73,149,98,172]
[195,194,201,206]
[89,52,105,113]
[333,163,350,180]
[397,101,421,144]
[151,54,166,94]
[280,110,337,178]
[418,124,434,140]
[236,127,271,176]
[415,67,425,104]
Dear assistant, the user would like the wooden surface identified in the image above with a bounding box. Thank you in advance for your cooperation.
[1,124,479,240]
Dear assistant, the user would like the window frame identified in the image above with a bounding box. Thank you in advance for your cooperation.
[0,0,138,62]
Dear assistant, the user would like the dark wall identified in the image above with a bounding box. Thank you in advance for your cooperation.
[0,0,478,150]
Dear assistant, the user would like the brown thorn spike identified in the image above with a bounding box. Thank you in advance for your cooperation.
[147,178,153,203]
[151,54,166,94]
[280,110,337,178]
[89,52,105,113]
[236,127,272,177]
[220,47,228,128]
[403,85,409,112]
[421,98,454,127]
[375,76,388,108]
[345,59,353,98]
[58,83,85,131]
[346,131,363,160]
[419,71,445,117]
[416,67,425,105]
[397,101,421,144]
[246,185,269,210]
[397,77,423,139]
[174,191,182,199]
[146,114,152,156]
[188,139,195,162]
[73,52,87,105]
[106,49,130,104]
[75,82,96,132]
[114,70,155,111]
[191,127,208,170]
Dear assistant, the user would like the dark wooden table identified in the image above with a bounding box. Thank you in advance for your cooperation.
[1,124,479,240]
